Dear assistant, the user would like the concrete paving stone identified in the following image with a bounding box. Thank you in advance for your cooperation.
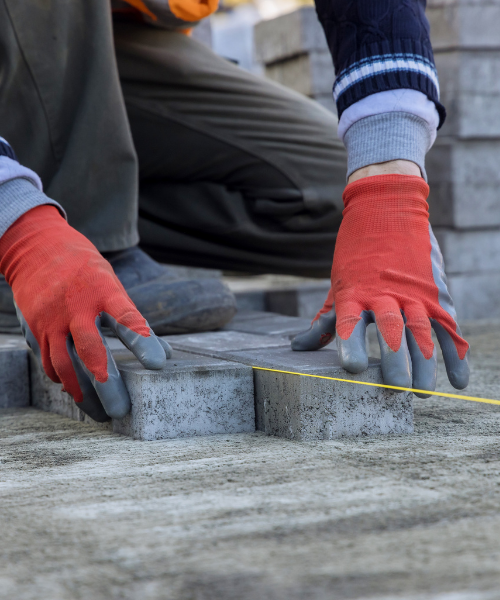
[2,318,411,442]
[428,0,500,51]
[30,349,255,440]
[266,282,330,320]
[447,272,500,319]
[434,227,500,274]
[428,137,500,228]
[222,310,312,338]
[0,335,29,409]
[162,330,290,360]
[232,280,330,319]
[435,51,500,138]
[224,346,413,440]
[263,51,334,98]
[233,289,267,312]
[254,6,329,64]
[28,353,113,429]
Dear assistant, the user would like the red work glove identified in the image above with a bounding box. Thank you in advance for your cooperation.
[0,205,171,421]
[292,175,469,396]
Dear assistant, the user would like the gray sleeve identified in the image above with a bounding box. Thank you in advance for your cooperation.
[343,112,433,182]
[0,178,66,238]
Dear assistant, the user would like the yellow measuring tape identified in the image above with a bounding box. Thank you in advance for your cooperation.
[252,366,500,407]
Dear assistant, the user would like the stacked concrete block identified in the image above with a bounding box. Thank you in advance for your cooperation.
[29,355,112,429]
[227,276,330,319]
[113,350,255,440]
[253,7,336,114]
[228,346,413,441]
[426,0,500,319]
[264,281,329,320]
[165,328,412,440]
[0,335,29,409]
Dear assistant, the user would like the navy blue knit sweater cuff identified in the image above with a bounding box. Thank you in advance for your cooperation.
[333,41,445,129]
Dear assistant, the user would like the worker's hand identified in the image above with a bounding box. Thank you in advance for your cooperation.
[292,174,469,397]
[0,205,172,421]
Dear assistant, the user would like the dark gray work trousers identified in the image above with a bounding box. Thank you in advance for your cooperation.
[0,0,347,276]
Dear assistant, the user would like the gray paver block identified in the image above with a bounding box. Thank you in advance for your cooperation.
[162,330,289,360]
[30,349,255,440]
[434,227,500,274]
[234,290,267,312]
[0,335,29,409]
[29,354,113,428]
[264,51,334,97]
[435,51,500,138]
[222,310,312,338]
[428,1,500,51]
[266,282,330,320]
[224,346,413,440]
[447,272,500,319]
[428,138,500,229]
[2,324,414,441]
[254,7,328,64]
[233,281,330,319]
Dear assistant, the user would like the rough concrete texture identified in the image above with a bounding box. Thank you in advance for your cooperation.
[435,50,500,138]
[222,310,312,338]
[0,338,29,409]
[434,227,500,275]
[2,319,500,599]
[163,330,289,359]
[427,0,500,51]
[254,6,328,64]
[446,273,500,321]
[263,51,334,98]
[113,350,255,440]
[30,352,112,428]
[429,227,500,320]
[28,326,408,441]
[265,282,330,320]
[427,138,500,229]
[31,348,255,440]
[227,346,412,440]
[163,330,410,440]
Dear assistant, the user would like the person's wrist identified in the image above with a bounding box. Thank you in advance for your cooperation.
[343,112,432,182]
[348,160,421,184]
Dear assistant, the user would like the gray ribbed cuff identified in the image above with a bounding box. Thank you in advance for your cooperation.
[0,178,66,238]
[344,112,433,182]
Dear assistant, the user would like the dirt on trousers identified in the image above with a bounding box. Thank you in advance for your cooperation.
[1,320,500,600]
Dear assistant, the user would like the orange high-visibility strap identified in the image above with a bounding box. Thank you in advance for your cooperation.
[169,0,219,22]
[122,0,157,20]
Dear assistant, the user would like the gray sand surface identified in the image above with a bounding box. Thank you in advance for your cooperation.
[1,320,500,599]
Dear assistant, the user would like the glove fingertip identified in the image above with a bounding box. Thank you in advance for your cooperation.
[134,334,168,370]
[448,362,470,390]
[292,310,336,352]
[158,337,173,360]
